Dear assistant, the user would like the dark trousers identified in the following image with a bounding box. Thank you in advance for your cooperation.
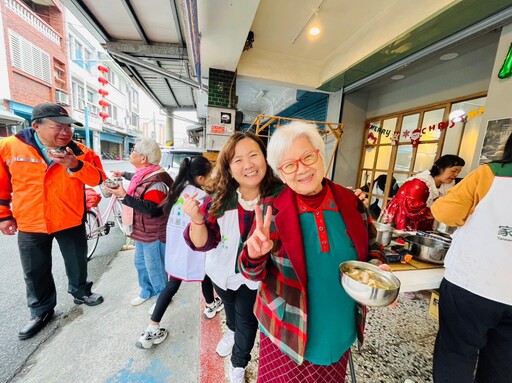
[433,279,512,383]
[151,274,216,322]
[214,283,258,369]
[18,224,92,318]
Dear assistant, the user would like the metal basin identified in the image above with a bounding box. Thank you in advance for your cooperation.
[404,235,450,264]
[373,221,394,246]
[433,220,457,235]
[339,261,400,307]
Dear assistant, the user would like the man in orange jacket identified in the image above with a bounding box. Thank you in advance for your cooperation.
[0,103,106,340]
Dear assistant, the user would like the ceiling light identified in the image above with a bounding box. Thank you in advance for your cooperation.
[309,27,321,36]
[391,74,405,80]
[440,53,459,61]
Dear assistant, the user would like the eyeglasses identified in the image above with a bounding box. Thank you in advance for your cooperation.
[278,149,320,174]
[130,148,139,154]
[44,124,74,133]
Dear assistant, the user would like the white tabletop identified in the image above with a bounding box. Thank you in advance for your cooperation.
[393,268,445,293]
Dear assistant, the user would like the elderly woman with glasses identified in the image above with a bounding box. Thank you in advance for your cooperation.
[238,121,388,383]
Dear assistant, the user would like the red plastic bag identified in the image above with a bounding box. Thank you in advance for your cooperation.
[85,187,102,210]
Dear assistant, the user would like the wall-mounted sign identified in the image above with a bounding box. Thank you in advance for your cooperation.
[479,118,512,164]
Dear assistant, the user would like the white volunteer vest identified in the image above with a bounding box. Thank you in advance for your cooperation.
[444,176,512,305]
[165,185,207,281]
[205,207,260,291]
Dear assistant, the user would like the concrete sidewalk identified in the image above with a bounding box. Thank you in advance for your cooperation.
[11,250,202,383]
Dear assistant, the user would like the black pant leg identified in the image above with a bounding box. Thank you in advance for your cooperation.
[213,283,236,332]
[18,231,56,317]
[433,279,494,383]
[231,284,258,369]
[151,276,182,322]
[54,224,92,298]
[201,274,215,304]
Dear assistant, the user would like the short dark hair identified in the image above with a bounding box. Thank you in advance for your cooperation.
[430,155,465,176]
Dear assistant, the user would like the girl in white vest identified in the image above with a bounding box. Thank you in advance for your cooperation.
[431,132,512,383]
[135,156,223,349]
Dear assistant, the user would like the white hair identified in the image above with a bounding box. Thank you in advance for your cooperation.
[267,121,325,175]
[135,137,162,165]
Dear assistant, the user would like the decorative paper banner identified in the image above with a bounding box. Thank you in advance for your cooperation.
[367,105,485,146]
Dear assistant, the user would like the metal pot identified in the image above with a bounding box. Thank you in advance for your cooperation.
[373,222,394,246]
[339,261,400,307]
[404,235,450,264]
[433,220,457,235]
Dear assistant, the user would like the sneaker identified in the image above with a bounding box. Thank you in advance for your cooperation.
[135,328,168,349]
[131,296,148,306]
[229,364,246,383]
[216,329,235,357]
[204,297,224,319]
[148,302,156,315]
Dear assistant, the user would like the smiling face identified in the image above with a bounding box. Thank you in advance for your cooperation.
[436,166,463,184]
[229,138,267,199]
[33,119,73,149]
[278,135,324,196]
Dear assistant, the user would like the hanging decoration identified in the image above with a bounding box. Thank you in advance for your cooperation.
[367,132,378,145]
[97,65,110,121]
[410,128,421,147]
[498,43,512,79]
[390,131,400,146]
[367,105,486,145]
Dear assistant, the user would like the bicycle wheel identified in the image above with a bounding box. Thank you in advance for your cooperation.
[85,210,100,260]
[113,198,123,230]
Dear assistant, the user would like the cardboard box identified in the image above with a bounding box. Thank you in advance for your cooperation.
[429,290,439,320]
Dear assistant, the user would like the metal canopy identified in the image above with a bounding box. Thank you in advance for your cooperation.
[62,0,198,112]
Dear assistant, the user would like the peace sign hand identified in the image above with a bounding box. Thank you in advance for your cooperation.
[247,205,273,260]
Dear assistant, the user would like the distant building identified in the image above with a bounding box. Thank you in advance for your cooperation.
[66,10,140,157]
[0,0,70,136]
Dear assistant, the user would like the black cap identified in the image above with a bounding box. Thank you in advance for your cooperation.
[31,103,83,127]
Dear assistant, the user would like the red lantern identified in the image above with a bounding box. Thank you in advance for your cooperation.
[98,77,109,85]
[97,65,109,74]
[98,99,110,108]
[98,89,109,97]
[98,111,110,120]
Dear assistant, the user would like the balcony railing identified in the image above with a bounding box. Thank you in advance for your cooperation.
[6,0,61,45]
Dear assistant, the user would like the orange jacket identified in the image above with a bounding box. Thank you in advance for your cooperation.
[0,129,106,233]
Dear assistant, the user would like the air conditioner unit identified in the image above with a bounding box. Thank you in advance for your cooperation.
[55,91,70,106]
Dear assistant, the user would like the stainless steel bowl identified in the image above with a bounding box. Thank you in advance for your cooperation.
[373,221,394,246]
[404,235,449,264]
[339,261,400,307]
[433,220,457,235]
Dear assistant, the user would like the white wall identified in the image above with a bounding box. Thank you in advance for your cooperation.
[472,23,512,170]
[334,91,369,187]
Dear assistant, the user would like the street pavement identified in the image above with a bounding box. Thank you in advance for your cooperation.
[10,249,201,383]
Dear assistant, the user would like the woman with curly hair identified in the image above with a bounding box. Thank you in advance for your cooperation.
[182,132,283,383]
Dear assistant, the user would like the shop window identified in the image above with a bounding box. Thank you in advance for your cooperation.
[357,94,486,212]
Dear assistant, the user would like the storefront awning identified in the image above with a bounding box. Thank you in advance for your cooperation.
[100,132,123,144]
[0,108,25,125]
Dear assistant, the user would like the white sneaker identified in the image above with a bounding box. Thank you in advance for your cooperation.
[204,297,224,319]
[229,364,246,383]
[148,302,156,315]
[131,296,148,306]
[135,327,168,349]
[216,329,235,357]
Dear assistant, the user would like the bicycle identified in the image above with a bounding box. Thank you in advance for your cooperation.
[85,181,124,260]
